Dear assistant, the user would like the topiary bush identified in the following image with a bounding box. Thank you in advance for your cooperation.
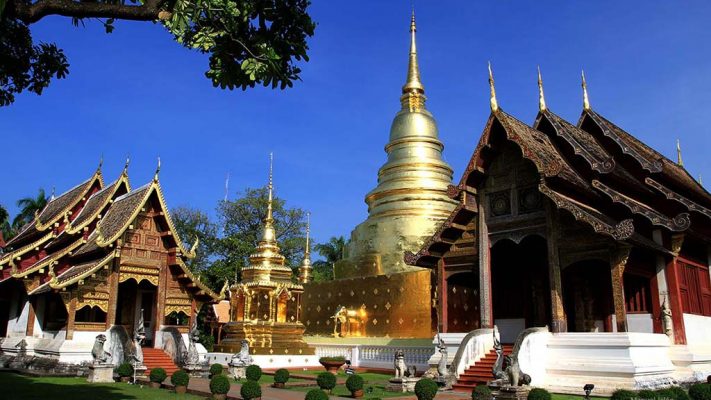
[414,378,439,400]
[527,388,552,400]
[638,390,658,399]
[612,389,638,400]
[171,369,190,387]
[472,385,493,400]
[319,356,346,363]
[240,380,262,400]
[274,368,290,384]
[656,387,690,400]
[346,374,364,393]
[305,389,329,400]
[210,374,231,395]
[149,367,167,383]
[316,372,337,392]
[210,363,224,376]
[116,362,134,377]
[689,384,711,400]
[245,364,262,381]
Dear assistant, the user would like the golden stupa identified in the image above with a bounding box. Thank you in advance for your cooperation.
[215,154,314,355]
[335,12,458,278]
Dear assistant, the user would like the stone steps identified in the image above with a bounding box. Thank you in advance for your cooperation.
[452,345,513,392]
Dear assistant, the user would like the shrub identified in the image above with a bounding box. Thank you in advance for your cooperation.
[246,365,262,381]
[305,389,329,400]
[527,388,551,400]
[210,363,224,376]
[656,387,690,400]
[274,368,290,384]
[414,378,439,400]
[319,356,346,363]
[240,380,262,400]
[612,389,638,400]
[171,370,190,387]
[472,385,492,400]
[149,367,167,383]
[316,372,337,391]
[116,362,134,377]
[638,390,658,400]
[346,374,364,392]
[689,384,711,400]
[210,375,231,395]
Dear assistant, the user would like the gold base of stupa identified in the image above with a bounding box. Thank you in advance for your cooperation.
[214,321,315,355]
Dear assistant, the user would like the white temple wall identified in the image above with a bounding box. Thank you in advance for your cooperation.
[683,314,711,348]
[6,296,29,337]
[517,330,551,386]
[627,314,654,333]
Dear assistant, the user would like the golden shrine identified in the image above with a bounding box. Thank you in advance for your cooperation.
[214,155,314,355]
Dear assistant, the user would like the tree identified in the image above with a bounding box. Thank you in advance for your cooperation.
[0,203,14,245]
[171,206,217,273]
[13,187,47,230]
[312,235,345,282]
[0,0,316,105]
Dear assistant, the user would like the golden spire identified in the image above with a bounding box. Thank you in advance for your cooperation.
[298,212,313,284]
[537,66,547,112]
[677,139,684,167]
[400,9,426,111]
[582,70,591,110]
[266,152,274,226]
[488,62,499,112]
[154,157,161,181]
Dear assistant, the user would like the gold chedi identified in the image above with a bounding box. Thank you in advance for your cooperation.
[336,12,458,278]
[215,154,314,355]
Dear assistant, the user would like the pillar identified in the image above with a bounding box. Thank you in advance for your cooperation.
[652,230,670,335]
[66,295,77,340]
[665,234,687,344]
[546,202,567,333]
[106,259,120,330]
[26,298,36,337]
[477,202,493,328]
[438,259,448,333]
[610,245,631,333]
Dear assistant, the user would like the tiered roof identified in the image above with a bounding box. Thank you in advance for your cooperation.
[406,70,711,268]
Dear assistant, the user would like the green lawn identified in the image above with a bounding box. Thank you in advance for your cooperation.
[293,370,392,383]
[1,373,203,400]
[286,383,406,399]
[551,395,605,400]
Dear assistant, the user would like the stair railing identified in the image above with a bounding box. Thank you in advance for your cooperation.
[448,328,495,380]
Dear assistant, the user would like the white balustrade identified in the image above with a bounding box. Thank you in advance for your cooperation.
[310,343,435,372]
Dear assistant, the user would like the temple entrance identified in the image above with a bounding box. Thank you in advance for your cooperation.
[115,279,158,346]
[562,260,614,332]
[491,235,550,342]
[445,272,479,332]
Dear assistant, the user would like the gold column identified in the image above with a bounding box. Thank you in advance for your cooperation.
[546,203,566,332]
[66,295,77,340]
[610,245,631,333]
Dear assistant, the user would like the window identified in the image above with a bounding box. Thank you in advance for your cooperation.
[75,305,107,323]
[678,258,711,317]
[624,274,652,313]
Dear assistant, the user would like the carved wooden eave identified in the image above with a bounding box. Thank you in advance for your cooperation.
[592,180,690,232]
[11,238,86,279]
[539,183,634,241]
[64,175,130,235]
[646,177,711,220]
[175,259,222,301]
[0,232,54,268]
[536,110,615,174]
[49,250,117,291]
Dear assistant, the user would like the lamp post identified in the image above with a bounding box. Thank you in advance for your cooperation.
[584,384,595,400]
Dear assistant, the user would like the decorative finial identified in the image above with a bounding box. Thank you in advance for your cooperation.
[299,211,313,284]
[699,175,703,186]
[537,66,547,112]
[154,156,161,181]
[50,186,56,201]
[219,280,229,299]
[488,62,499,112]
[582,70,591,110]
[401,8,426,111]
[190,236,199,256]
[305,212,311,255]
[677,139,684,167]
[97,154,103,171]
[123,155,130,174]
[267,152,274,221]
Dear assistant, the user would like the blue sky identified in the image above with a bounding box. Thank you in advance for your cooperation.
[2,1,711,248]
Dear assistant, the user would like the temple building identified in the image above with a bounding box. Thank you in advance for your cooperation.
[405,68,711,391]
[0,162,221,367]
[301,13,454,339]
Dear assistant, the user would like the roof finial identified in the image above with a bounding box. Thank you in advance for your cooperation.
[267,152,274,222]
[400,8,426,111]
[123,155,130,174]
[97,154,103,172]
[699,175,703,186]
[537,66,547,112]
[582,70,591,110]
[154,156,161,181]
[305,212,311,255]
[50,186,56,201]
[677,139,684,167]
[488,62,499,112]
[299,211,313,284]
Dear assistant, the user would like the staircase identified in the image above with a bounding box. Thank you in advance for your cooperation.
[452,344,513,392]
[142,348,180,377]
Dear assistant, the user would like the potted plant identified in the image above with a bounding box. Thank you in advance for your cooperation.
[346,374,364,398]
[414,378,438,400]
[246,364,262,381]
[210,374,231,400]
[305,389,329,400]
[316,372,337,394]
[210,363,224,378]
[240,379,262,400]
[273,368,290,388]
[149,367,167,389]
[116,362,133,383]
[171,369,190,394]
[319,356,346,374]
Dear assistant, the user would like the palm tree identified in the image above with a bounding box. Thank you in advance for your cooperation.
[312,236,347,281]
[13,188,48,230]
[0,203,13,244]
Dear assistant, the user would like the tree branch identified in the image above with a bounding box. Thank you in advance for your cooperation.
[12,0,164,24]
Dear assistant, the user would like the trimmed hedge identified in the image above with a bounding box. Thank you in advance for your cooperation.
[528,388,551,400]
[240,380,262,400]
[116,362,134,378]
[210,363,224,376]
[611,389,638,400]
[690,384,711,400]
[319,356,346,363]
[305,389,329,400]
[316,372,337,391]
[171,370,190,387]
[245,365,262,381]
[210,375,231,395]
[414,378,438,400]
[346,374,364,392]
[472,385,492,400]
[149,367,167,383]
[656,387,690,400]
[274,368,290,384]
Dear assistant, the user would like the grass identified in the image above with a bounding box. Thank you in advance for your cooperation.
[294,369,392,383]
[234,374,308,385]
[286,383,405,399]
[551,395,605,400]
[1,373,203,400]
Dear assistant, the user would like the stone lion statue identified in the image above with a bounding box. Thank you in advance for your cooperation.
[92,334,112,364]
[229,340,253,367]
[393,349,407,379]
